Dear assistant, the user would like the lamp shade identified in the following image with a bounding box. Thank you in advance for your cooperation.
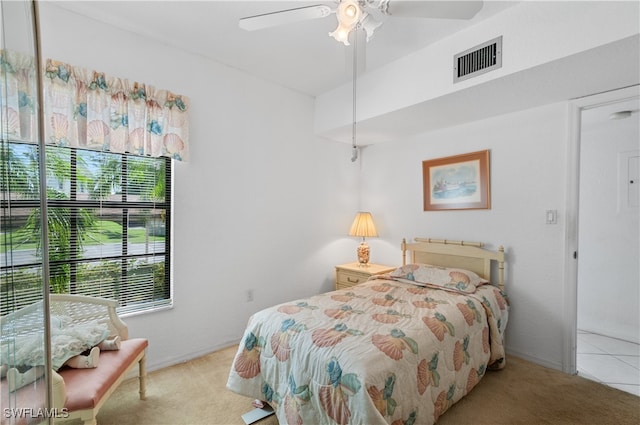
[349,212,378,238]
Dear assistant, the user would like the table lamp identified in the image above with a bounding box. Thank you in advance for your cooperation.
[348,211,378,267]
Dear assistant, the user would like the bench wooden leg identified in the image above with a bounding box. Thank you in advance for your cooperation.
[138,354,147,400]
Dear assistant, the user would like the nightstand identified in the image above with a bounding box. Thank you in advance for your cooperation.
[335,263,396,290]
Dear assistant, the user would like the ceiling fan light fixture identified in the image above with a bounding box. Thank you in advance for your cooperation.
[360,13,381,42]
[329,23,352,45]
[336,0,362,27]
[330,0,363,45]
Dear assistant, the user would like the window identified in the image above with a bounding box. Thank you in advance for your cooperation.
[1,142,172,315]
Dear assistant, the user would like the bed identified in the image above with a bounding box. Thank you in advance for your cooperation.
[227,238,508,425]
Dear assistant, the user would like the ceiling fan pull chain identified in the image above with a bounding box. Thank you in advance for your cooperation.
[351,25,359,162]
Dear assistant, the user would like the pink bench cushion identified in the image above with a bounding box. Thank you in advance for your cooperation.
[58,338,148,412]
[0,380,47,425]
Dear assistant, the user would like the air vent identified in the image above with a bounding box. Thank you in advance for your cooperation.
[453,36,502,83]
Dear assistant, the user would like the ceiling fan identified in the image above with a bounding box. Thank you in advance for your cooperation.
[239,1,484,45]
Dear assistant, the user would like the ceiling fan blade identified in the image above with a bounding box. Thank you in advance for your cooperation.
[384,1,483,19]
[239,5,333,31]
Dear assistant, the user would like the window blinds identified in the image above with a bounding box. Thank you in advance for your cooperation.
[1,142,171,316]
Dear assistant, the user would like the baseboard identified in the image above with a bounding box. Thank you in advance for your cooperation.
[121,338,242,380]
[506,349,564,372]
[146,339,242,373]
[128,343,566,380]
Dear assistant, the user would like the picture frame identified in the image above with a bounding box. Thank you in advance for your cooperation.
[422,150,490,211]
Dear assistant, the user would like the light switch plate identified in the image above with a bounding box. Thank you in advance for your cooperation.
[546,209,558,224]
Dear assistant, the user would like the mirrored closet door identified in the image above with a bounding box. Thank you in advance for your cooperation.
[1,0,53,422]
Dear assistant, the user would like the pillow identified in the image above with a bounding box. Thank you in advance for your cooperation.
[390,263,488,293]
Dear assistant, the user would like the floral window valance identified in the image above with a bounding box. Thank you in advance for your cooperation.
[1,49,37,143]
[1,50,190,161]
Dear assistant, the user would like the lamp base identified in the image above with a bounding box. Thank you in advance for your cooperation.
[356,241,370,267]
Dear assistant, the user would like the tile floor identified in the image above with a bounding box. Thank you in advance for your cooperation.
[577,330,640,396]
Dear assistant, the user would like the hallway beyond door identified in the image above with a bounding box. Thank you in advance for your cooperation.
[577,330,640,396]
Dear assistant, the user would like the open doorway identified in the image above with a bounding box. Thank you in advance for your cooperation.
[575,94,639,396]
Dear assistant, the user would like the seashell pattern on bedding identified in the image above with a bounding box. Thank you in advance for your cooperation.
[227,275,508,425]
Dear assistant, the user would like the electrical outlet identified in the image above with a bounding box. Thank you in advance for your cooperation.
[545,209,558,224]
[246,289,254,302]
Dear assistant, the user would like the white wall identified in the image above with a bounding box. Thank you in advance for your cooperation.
[315,1,640,138]
[38,4,359,370]
[359,102,571,369]
[578,99,640,343]
[36,3,636,373]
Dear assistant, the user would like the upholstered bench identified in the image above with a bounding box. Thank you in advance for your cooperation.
[57,339,148,425]
[51,295,148,425]
[0,295,148,425]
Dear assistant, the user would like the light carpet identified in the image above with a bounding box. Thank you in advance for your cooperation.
[96,345,639,425]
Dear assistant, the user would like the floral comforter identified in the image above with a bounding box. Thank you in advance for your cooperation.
[227,272,508,425]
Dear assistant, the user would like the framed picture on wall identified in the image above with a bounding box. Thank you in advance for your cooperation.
[423,150,491,211]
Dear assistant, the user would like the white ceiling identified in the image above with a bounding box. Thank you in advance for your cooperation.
[53,0,518,97]
[50,1,639,144]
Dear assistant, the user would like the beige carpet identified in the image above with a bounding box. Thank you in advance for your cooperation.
[96,344,639,425]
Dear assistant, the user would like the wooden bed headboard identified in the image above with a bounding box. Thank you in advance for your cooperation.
[401,238,505,291]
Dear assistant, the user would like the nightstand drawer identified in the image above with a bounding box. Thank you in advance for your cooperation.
[336,269,369,289]
[334,263,396,291]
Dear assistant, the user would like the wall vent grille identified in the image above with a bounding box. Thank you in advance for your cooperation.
[454,36,502,83]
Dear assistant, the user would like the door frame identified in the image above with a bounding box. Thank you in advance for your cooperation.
[564,85,640,374]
